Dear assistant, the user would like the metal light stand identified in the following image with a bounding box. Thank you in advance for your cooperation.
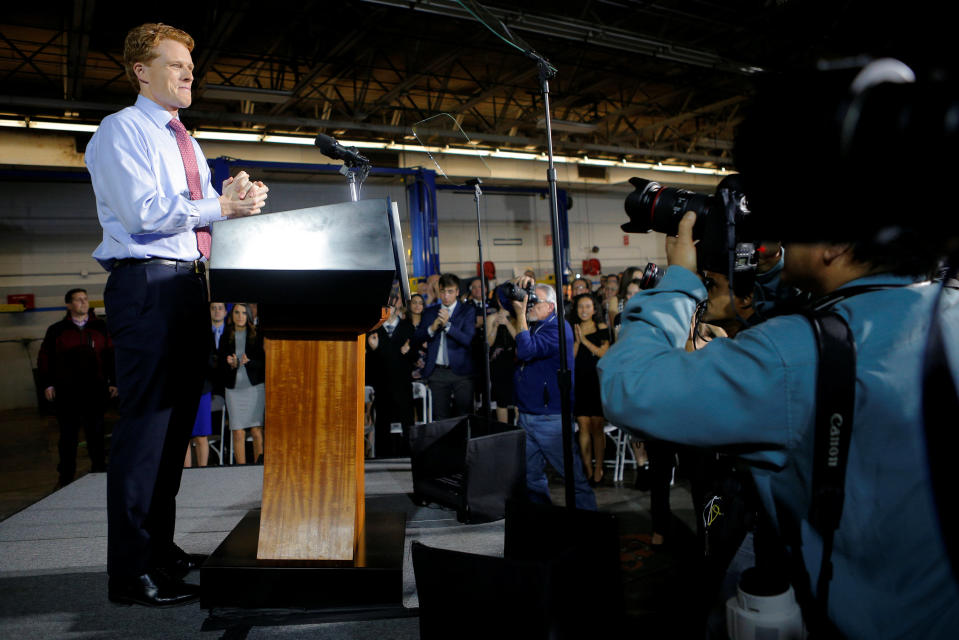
[466,178,493,423]
[530,55,577,510]
[340,161,372,202]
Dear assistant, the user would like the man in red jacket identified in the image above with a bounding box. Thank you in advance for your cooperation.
[37,288,117,487]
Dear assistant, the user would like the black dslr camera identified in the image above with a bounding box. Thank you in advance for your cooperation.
[495,280,539,317]
[622,173,758,292]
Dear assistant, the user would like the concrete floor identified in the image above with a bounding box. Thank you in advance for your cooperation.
[0,407,109,522]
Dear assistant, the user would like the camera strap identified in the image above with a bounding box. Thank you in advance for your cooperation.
[801,308,856,636]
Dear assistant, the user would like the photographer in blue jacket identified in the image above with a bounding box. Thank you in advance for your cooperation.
[599,61,959,638]
[510,275,596,511]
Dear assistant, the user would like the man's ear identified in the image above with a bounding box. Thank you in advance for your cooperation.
[133,62,148,85]
[822,243,854,265]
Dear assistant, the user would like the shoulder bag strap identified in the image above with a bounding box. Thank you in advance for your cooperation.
[803,309,856,636]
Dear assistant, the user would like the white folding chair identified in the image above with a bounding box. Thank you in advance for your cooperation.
[412,382,429,425]
[208,394,225,465]
[604,423,639,483]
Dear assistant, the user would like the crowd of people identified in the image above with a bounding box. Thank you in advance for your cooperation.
[39,293,268,484]
[365,269,655,481]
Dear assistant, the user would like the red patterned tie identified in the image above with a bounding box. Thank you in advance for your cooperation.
[167,118,211,259]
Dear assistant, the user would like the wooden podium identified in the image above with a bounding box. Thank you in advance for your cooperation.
[200,199,409,611]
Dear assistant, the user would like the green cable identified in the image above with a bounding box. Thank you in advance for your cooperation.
[453,0,557,75]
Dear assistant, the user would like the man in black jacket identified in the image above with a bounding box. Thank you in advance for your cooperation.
[38,288,117,487]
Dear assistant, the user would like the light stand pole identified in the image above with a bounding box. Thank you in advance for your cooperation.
[530,55,577,510]
[466,178,493,423]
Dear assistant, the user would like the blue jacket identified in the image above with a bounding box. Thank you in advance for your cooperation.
[413,301,476,378]
[514,312,575,415]
[598,265,959,639]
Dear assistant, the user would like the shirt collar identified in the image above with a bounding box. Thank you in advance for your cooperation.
[134,94,177,130]
[836,273,926,291]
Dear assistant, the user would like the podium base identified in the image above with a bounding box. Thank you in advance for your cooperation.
[201,509,407,611]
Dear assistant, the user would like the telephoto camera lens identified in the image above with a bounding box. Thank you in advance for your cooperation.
[640,262,665,289]
[622,177,715,238]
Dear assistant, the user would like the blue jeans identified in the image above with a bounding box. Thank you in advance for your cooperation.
[518,412,597,511]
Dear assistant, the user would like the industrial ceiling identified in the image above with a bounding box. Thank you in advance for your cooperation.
[0,0,945,170]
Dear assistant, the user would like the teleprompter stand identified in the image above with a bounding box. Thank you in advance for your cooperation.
[203,199,408,615]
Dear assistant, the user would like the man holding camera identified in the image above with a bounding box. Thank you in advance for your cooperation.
[511,276,596,510]
[599,64,959,637]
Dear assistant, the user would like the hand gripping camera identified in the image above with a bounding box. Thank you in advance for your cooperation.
[622,173,758,293]
[495,280,539,317]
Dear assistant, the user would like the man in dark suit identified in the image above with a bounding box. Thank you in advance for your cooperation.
[414,273,476,419]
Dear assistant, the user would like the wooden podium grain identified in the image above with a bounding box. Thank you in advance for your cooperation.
[258,335,366,564]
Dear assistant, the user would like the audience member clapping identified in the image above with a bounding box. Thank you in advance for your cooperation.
[571,293,610,485]
[406,293,429,381]
[366,302,416,457]
[218,303,265,465]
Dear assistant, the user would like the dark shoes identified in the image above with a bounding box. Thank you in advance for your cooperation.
[108,571,199,607]
[162,544,208,580]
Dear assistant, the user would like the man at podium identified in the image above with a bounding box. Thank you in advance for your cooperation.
[86,22,268,607]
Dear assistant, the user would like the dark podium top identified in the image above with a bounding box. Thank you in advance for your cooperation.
[209,199,401,333]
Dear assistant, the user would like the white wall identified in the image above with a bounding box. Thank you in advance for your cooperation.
[0,175,671,410]
[434,188,665,281]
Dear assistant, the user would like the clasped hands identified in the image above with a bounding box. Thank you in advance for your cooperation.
[219,170,269,218]
[226,353,249,368]
[431,306,451,332]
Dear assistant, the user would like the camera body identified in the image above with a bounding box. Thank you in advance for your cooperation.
[495,281,539,316]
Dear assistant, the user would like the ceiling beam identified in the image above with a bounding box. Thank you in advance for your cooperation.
[65,0,95,100]
[192,2,253,85]
[357,0,760,74]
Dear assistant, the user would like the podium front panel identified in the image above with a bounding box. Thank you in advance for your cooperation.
[209,199,396,305]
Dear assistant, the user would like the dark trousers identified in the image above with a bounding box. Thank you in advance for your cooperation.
[427,366,474,420]
[647,439,676,536]
[104,263,208,577]
[55,397,106,483]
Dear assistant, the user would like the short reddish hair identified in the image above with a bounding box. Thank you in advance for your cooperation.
[123,23,194,90]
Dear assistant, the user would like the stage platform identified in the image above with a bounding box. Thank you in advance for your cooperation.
[0,457,706,639]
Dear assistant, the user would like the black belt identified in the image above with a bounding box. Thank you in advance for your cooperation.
[112,258,206,274]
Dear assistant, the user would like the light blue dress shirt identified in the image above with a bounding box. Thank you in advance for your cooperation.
[598,265,959,639]
[86,95,224,268]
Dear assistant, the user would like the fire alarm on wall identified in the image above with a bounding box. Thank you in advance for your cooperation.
[623,235,629,246]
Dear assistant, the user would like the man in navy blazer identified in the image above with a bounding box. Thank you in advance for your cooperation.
[414,273,476,419]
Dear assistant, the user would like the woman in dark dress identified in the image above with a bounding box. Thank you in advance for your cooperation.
[365,302,416,457]
[571,294,610,484]
[406,294,429,382]
[485,305,518,424]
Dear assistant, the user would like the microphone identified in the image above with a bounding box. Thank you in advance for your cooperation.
[314,134,370,166]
